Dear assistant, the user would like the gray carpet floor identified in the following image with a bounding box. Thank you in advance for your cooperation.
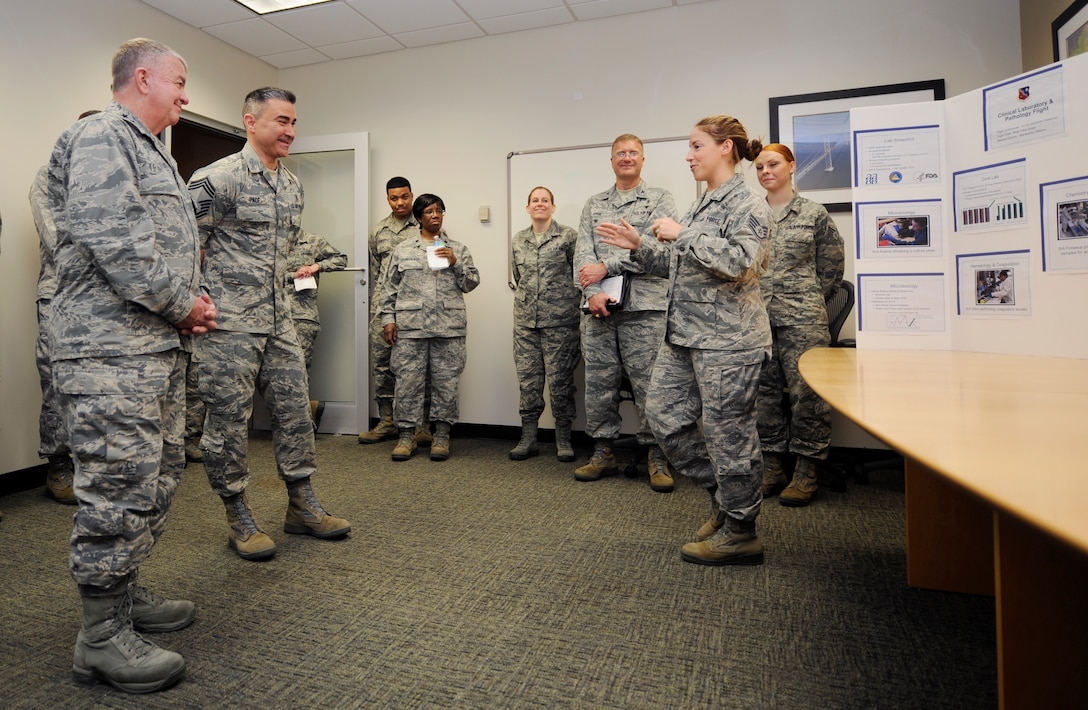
[0,433,996,709]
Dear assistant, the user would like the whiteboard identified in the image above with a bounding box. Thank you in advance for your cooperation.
[506,137,702,288]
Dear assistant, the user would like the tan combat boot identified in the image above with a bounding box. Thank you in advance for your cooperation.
[430,422,451,461]
[573,441,617,482]
[391,429,417,461]
[647,445,674,492]
[183,438,203,464]
[414,424,433,448]
[223,493,277,561]
[285,477,351,538]
[779,455,820,507]
[681,518,764,566]
[761,451,787,497]
[694,487,725,541]
[46,454,77,504]
[358,402,397,444]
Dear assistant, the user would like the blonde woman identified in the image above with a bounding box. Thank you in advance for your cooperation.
[598,115,773,566]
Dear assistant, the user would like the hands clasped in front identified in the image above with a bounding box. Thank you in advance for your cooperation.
[178,294,218,335]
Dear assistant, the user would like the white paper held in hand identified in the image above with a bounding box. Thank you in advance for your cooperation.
[427,245,450,270]
[294,275,318,292]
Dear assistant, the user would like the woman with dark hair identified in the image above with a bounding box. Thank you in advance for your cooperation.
[598,115,773,566]
[380,194,480,462]
[752,143,844,507]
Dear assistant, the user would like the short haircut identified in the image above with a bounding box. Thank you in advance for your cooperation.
[611,133,644,152]
[243,87,297,118]
[112,38,185,92]
[412,194,445,221]
[387,176,411,192]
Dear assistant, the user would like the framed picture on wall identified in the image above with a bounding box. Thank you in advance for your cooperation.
[1053,0,1088,61]
[769,80,945,212]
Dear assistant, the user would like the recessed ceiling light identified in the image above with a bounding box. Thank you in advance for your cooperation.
[234,0,335,14]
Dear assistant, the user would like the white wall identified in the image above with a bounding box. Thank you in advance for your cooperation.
[0,0,1023,473]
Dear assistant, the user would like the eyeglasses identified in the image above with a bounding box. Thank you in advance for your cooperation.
[422,208,444,217]
[612,151,641,159]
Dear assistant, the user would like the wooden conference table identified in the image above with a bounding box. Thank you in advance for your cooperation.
[798,348,1088,710]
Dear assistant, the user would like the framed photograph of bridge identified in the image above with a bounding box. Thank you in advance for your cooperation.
[769,80,945,212]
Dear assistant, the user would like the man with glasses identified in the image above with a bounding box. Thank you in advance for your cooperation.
[188,87,350,562]
[573,134,678,491]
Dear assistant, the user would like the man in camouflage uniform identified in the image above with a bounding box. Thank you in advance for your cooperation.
[30,113,97,504]
[381,194,480,462]
[573,134,678,491]
[359,177,432,446]
[285,229,347,431]
[48,38,218,693]
[509,186,581,462]
[188,87,350,562]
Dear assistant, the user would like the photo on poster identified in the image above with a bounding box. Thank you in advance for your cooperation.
[793,111,851,192]
[1039,174,1088,272]
[952,159,1028,233]
[855,199,943,259]
[856,272,946,334]
[955,250,1031,316]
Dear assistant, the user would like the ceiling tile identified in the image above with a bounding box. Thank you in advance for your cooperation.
[204,17,309,55]
[476,8,575,35]
[317,35,405,59]
[457,0,568,20]
[345,0,469,34]
[571,0,673,21]
[264,3,384,46]
[260,47,332,69]
[394,22,485,49]
[141,0,254,27]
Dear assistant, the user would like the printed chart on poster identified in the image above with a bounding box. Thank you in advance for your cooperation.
[953,158,1028,232]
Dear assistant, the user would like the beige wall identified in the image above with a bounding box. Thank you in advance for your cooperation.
[0,0,1026,472]
[1022,0,1076,69]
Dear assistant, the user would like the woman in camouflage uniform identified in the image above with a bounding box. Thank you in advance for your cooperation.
[598,115,773,566]
[509,187,581,462]
[753,144,844,507]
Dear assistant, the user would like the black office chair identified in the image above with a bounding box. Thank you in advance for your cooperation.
[826,279,855,348]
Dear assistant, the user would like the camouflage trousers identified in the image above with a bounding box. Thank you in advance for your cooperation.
[36,299,68,458]
[391,336,465,429]
[513,322,580,423]
[647,342,768,523]
[185,354,204,442]
[369,312,395,407]
[294,319,320,373]
[756,324,832,459]
[193,330,316,498]
[55,350,186,588]
[580,309,665,445]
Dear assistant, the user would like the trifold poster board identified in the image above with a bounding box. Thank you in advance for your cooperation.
[850,52,1088,358]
